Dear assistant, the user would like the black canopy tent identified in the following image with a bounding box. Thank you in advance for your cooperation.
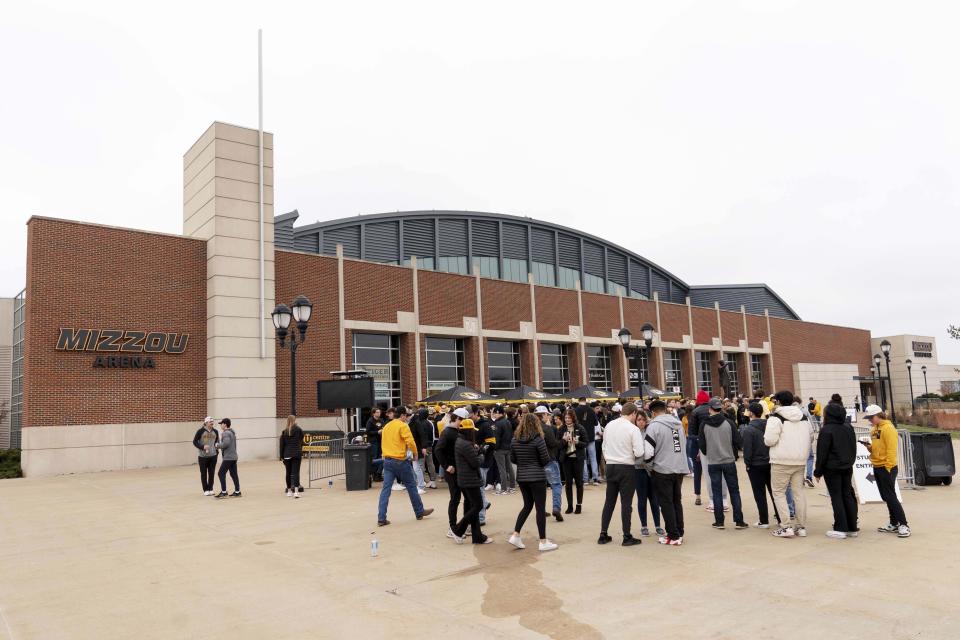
[495,385,562,404]
[565,385,618,402]
[617,383,681,400]
[418,385,499,406]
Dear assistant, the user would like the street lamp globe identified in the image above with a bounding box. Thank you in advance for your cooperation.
[873,353,882,367]
[291,295,313,324]
[641,323,655,346]
[921,365,927,374]
[271,303,292,330]
[906,358,912,369]
[617,327,631,348]
[880,339,892,356]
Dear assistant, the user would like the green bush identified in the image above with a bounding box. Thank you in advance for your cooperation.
[0,449,22,479]
[942,392,960,402]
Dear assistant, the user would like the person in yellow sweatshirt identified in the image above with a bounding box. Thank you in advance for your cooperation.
[377,406,434,527]
[861,405,910,538]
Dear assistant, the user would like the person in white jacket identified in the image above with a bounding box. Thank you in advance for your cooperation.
[764,390,813,538]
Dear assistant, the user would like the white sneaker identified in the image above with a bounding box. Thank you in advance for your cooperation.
[294,490,301,499]
[446,528,456,539]
[484,484,495,492]
[897,525,911,538]
[286,490,293,497]
[508,534,525,549]
[417,488,426,495]
[452,533,465,545]
[877,523,897,534]
[847,530,860,538]
[754,522,770,529]
[203,491,211,496]
[795,527,807,538]
[826,530,847,539]
[496,483,502,492]
[772,527,795,538]
[428,481,437,489]
[392,483,405,492]
[538,540,558,552]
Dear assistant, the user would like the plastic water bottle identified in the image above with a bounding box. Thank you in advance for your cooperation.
[370,534,379,558]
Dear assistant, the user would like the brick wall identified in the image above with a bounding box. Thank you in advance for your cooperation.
[419,270,475,326]
[534,287,578,335]
[343,260,413,322]
[581,292,619,338]
[769,317,871,394]
[720,309,745,347]
[691,306,716,345]
[23,218,206,427]
[746,314,768,349]
[658,302,688,343]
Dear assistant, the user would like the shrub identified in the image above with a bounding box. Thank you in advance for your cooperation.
[0,449,22,479]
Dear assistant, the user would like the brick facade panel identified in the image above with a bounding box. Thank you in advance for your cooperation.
[658,303,688,343]
[720,310,745,346]
[419,270,475,327]
[24,218,207,427]
[621,299,658,338]
[691,306,717,345]
[534,287,579,335]
[769,318,871,393]
[343,260,413,323]
[481,280,530,332]
[746,314,768,349]
[581,292,619,338]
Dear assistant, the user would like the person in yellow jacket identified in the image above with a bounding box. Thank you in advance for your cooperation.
[376,406,435,527]
[861,405,910,538]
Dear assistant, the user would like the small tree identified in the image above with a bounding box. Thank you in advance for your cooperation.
[0,400,7,426]
[952,325,960,376]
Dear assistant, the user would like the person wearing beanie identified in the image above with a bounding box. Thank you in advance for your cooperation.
[686,390,711,505]
[412,407,438,489]
[814,401,858,539]
[450,418,491,545]
[741,402,779,528]
[862,405,910,538]
[764,390,813,538]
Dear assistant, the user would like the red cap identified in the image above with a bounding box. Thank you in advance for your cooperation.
[696,390,710,405]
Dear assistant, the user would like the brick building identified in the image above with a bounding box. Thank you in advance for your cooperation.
[13,122,874,476]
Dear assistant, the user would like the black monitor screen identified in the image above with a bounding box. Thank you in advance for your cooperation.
[317,378,375,410]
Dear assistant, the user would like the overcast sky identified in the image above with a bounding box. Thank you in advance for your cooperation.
[2,1,958,363]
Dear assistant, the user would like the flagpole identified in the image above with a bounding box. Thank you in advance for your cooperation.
[258,29,265,359]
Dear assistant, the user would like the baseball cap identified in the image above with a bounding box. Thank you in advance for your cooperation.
[453,407,470,419]
[612,403,623,412]
[708,398,723,410]
[459,418,477,430]
[534,405,549,414]
[218,418,231,427]
[862,404,883,418]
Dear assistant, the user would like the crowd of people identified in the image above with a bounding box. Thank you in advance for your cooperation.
[366,387,912,551]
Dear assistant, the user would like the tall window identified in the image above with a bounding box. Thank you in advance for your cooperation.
[437,256,468,275]
[724,355,739,396]
[352,333,402,408]
[751,354,764,394]
[558,266,579,289]
[629,290,649,300]
[426,337,465,396]
[586,346,613,392]
[582,273,605,293]
[10,290,24,449]
[608,282,626,296]
[488,340,521,395]
[532,262,555,286]
[665,350,683,393]
[540,343,570,395]
[628,347,649,387]
[472,256,499,278]
[502,258,527,283]
[696,351,713,396]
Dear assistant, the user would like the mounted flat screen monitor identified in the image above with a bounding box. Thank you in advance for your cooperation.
[317,378,375,410]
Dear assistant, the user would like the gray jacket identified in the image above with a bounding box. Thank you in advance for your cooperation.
[217,429,238,461]
[698,412,742,465]
[643,413,689,475]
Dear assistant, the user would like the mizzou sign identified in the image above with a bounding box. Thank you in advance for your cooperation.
[55,328,189,369]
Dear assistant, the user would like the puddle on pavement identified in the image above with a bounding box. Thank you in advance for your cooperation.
[474,541,603,639]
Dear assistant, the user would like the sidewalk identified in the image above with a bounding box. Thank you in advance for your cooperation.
[0,456,958,639]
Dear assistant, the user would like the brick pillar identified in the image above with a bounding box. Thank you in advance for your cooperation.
[519,340,536,387]
[611,345,627,393]
[681,350,696,398]
[647,347,662,390]
[399,333,418,405]
[464,337,482,390]
[568,342,584,390]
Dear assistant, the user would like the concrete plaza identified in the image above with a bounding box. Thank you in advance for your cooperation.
[0,454,958,640]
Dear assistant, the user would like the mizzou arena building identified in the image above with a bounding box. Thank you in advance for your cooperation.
[14,122,873,476]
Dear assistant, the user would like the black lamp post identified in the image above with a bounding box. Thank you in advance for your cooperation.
[272,295,313,415]
[921,364,929,395]
[880,339,896,425]
[906,358,915,415]
[618,323,654,389]
[873,355,884,408]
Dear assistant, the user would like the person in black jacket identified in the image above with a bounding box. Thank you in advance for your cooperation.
[365,407,386,481]
[558,409,588,514]
[436,408,467,537]
[814,400,859,539]
[279,415,304,497]
[687,391,711,505]
[741,402,780,528]
[411,408,438,489]
[537,405,564,522]
[192,417,219,496]
[576,400,601,485]
[508,413,558,552]
[451,419,490,545]
[491,406,516,494]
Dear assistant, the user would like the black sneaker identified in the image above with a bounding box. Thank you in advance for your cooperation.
[597,533,613,545]
[574,504,582,514]
[712,522,725,530]
[622,535,642,546]
[553,509,564,522]
[565,506,573,514]
[231,491,242,497]
[735,521,749,530]
[214,491,228,499]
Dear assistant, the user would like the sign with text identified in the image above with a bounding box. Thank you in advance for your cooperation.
[56,327,189,369]
[302,430,344,454]
[853,442,903,504]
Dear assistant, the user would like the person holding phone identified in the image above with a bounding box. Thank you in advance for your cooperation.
[861,405,910,538]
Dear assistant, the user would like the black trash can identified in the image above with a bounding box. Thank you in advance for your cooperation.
[910,433,956,486]
[344,443,372,491]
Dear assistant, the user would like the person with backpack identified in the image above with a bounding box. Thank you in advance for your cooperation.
[508,413,558,552]
[214,418,241,498]
[279,415,304,498]
[814,399,858,539]
[764,391,813,538]
[192,416,219,496]
[741,402,779,528]
[450,419,489,544]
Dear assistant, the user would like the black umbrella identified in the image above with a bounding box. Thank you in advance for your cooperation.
[618,383,679,400]
[419,385,498,406]
[495,385,562,404]
[565,385,618,402]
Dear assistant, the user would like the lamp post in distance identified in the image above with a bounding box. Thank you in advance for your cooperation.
[872,355,885,409]
[921,364,929,396]
[617,323,655,389]
[880,339,897,425]
[272,295,314,415]
[906,358,915,416]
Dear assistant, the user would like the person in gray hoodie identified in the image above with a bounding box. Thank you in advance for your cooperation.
[698,398,747,530]
[643,400,689,545]
[192,417,219,496]
[214,418,241,498]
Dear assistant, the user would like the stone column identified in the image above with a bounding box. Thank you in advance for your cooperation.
[183,122,277,459]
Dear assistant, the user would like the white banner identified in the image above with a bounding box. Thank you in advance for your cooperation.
[853,442,903,504]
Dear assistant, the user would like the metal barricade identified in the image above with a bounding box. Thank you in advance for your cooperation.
[307,437,346,487]
[851,425,919,490]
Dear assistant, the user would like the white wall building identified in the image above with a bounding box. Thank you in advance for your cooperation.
[870,335,960,410]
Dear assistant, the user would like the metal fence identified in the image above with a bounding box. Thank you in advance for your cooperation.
[307,438,345,487]
[853,425,919,489]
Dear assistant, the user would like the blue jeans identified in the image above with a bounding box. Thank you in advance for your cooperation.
[805,451,814,479]
[371,440,383,475]
[686,436,702,495]
[708,463,743,525]
[635,468,661,528]
[786,485,796,517]
[544,460,562,511]
[479,467,489,524]
[583,441,599,482]
[377,458,425,522]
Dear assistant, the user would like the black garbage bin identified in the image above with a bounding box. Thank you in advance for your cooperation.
[344,443,372,491]
[910,433,955,486]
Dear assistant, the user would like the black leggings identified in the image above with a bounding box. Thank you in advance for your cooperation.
[454,486,485,543]
[562,456,584,507]
[447,476,463,529]
[198,456,217,491]
[218,460,239,492]
[283,457,302,490]
[824,468,858,532]
[514,480,547,539]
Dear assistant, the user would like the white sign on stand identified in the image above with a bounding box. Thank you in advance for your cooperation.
[853,443,903,504]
